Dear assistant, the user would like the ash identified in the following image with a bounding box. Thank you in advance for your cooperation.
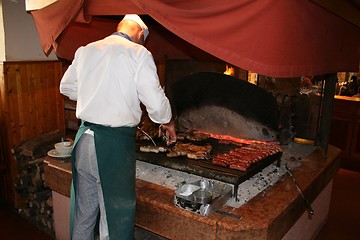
[136,142,317,209]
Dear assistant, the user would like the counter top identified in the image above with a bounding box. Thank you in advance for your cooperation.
[335,95,360,102]
[44,144,341,239]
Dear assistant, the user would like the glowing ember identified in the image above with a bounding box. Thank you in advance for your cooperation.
[193,130,270,145]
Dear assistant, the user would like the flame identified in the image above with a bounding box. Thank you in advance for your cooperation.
[224,64,235,76]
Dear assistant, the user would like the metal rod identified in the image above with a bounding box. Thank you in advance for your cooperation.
[216,210,242,219]
[285,164,314,215]
[136,127,157,147]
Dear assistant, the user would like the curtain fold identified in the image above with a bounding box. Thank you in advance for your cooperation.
[130,0,360,77]
[30,0,84,53]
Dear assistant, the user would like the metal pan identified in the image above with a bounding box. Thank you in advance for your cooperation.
[192,189,213,204]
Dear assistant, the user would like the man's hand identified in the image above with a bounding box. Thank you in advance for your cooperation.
[159,121,177,145]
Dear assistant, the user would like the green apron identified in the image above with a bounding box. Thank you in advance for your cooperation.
[70,121,137,239]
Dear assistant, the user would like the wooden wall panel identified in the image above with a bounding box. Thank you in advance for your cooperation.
[0,63,7,199]
[0,61,65,207]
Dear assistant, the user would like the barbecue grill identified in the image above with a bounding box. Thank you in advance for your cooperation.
[136,137,282,201]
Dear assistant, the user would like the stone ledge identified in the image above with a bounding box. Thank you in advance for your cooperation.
[44,145,341,239]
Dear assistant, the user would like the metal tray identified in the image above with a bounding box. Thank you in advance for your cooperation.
[174,179,232,216]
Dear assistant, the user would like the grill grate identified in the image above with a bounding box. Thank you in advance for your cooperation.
[136,138,282,200]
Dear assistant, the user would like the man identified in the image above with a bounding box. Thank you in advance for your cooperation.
[60,14,176,239]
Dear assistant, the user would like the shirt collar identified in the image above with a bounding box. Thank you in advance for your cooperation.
[112,32,132,42]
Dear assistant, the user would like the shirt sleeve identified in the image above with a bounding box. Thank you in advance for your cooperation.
[135,50,172,124]
[59,50,80,101]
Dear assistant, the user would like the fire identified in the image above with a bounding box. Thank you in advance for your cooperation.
[224,64,235,76]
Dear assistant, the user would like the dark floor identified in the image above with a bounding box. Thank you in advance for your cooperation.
[314,168,360,240]
[0,202,53,240]
[1,168,359,240]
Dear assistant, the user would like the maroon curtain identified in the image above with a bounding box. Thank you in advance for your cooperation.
[30,0,360,77]
[30,0,84,53]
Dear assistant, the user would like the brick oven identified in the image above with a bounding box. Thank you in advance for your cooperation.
[135,61,337,205]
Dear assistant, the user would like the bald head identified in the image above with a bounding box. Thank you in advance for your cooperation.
[117,19,145,45]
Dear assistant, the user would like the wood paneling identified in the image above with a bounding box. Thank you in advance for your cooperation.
[0,61,65,207]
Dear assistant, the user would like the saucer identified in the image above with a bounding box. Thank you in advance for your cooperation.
[47,149,71,158]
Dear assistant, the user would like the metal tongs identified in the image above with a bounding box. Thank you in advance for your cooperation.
[159,125,170,143]
[159,124,177,145]
[285,164,314,215]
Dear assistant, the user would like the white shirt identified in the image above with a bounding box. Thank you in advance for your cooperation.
[60,34,172,127]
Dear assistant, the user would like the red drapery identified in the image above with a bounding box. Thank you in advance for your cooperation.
[29,0,360,78]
